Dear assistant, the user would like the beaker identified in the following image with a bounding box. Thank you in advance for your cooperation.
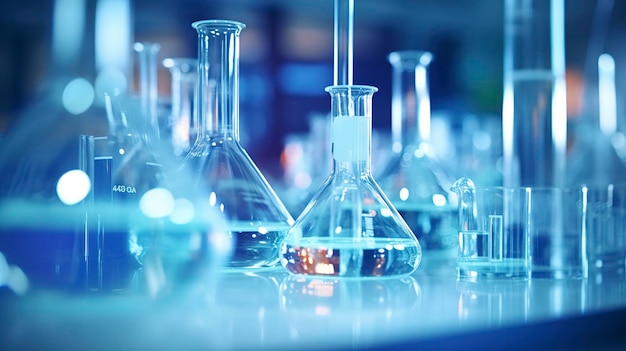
[162,57,198,157]
[180,20,294,269]
[451,177,591,280]
[451,178,529,280]
[84,92,232,298]
[280,85,422,278]
[377,51,457,262]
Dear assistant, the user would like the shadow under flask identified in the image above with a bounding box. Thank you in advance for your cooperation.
[280,85,422,278]
[181,20,294,269]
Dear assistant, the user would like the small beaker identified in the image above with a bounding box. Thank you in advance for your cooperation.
[452,178,591,280]
[451,178,529,280]
[585,184,626,278]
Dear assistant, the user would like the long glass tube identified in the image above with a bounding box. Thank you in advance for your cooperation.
[163,58,197,157]
[502,0,567,188]
[134,42,161,138]
[333,0,354,86]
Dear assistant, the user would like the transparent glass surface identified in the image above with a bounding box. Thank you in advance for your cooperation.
[451,177,604,281]
[179,20,294,269]
[0,84,231,301]
[451,178,529,280]
[280,85,421,278]
[502,0,567,188]
[376,51,457,265]
[163,57,198,158]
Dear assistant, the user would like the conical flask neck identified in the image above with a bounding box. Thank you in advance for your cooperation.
[326,85,377,176]
[193,20,245,140]
[388,51,433,152]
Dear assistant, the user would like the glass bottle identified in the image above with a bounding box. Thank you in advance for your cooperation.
[162,58,198,158]
[182,20,294,269]
[280,85,421,278]
[376,51,457,264]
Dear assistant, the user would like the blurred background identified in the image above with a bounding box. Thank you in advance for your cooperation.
[1,0,625,190]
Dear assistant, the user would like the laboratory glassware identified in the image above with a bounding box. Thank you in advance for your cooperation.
[180,19,294,269]
[280,85,422,278]
[163,57,198,157]
[451,178,529,280]
[133,42,161,138]
[452,177,591,280]
[377,51,457,260]
[97,92,232,297]
[502,0,567,188]
[585,183,626,279]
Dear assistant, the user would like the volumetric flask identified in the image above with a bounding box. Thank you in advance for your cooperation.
[180,20,294,269]
[280,85,422,278]
[377,51,457,265]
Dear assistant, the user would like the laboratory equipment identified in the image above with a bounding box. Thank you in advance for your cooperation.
[502,0,567,188]
[163,57,198,157]
[451,178,529,280]
[180,19,294,269]
[133,42,161,138]
[280,85,421,277]
[452,177,591,280]
[79,92,232,298]
[377,50,457,264]
[585,184,626,279]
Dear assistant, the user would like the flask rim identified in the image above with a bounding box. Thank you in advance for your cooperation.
[324,84,378,94]
[192,19,246,31]
[387,51,434,66]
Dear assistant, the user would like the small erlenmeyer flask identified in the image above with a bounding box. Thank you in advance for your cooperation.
[163,58,198,157]
[280,85,422,278]
[377,51,457,262]
[180,20,294,268]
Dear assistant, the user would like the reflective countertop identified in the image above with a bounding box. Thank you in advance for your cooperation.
[2,260,626,351]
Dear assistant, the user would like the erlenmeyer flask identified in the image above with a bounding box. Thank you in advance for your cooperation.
[280,85,422,278]
[163,57,198,157]
[377,51,457,263]
[180,20,294,269]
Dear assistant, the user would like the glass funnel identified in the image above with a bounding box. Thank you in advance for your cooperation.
[376,51,457,263]
[280,85,422,278]
[180,20,294,269]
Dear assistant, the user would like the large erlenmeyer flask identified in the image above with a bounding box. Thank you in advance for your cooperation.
[280,85,422,278]
[377,51,457,262]
[181,20,294,269]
